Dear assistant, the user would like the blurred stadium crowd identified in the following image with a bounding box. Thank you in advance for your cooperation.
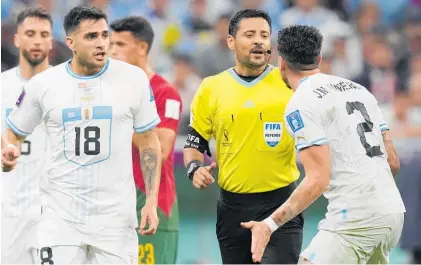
[2,0,421,263]
[2,0,421,136]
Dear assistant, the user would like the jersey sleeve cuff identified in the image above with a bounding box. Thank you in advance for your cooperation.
[379,123,389,132]
[296,137,329,152]
[6,117,30,137]
[134,117,160,134]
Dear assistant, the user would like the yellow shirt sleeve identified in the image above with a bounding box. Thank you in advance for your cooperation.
[190,78,213,141]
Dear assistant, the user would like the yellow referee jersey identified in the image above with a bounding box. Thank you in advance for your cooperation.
[190,65,299,193]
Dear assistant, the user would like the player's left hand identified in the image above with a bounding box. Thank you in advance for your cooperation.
[240,220,272,263]
[139,200,159,236]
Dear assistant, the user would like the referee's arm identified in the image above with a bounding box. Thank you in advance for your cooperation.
[183,79,216,189]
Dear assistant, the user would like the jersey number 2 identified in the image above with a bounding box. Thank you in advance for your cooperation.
[346,101,383,158]
[75,126,100,156]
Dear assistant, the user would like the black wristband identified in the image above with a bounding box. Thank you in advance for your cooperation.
[186,160,203,181]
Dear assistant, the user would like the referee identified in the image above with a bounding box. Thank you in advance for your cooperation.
[183,9,303,264]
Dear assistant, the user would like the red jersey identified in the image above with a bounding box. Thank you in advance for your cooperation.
[132,74,182,216]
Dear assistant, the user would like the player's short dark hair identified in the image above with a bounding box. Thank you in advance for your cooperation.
[277,25,323,71]
[16,7,53,27]
[63,5,107,35]
[110,16,154,53]
[228,9,272,37]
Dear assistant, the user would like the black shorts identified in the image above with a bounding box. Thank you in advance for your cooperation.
[216,183,304,264]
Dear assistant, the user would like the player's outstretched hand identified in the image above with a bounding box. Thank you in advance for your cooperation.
[240,220,272,263]
[139,201,159,236]
[192,162,216,189]
[1,144,20,172]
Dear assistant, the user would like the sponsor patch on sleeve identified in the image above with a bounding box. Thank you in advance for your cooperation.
[286,110,304,133]
[15,89,26,107]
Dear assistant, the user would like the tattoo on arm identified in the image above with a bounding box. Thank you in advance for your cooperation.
[140,148,158,196]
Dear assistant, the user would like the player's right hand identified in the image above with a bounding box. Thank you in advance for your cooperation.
[192,162,216,189]
[1,144,20,172]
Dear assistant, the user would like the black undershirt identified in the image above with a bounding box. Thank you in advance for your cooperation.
[233,67,267,82]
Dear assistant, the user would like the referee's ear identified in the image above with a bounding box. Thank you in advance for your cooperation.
[227,35,235,51]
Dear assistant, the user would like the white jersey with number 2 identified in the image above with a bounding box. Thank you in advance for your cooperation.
[284,73,405,228]
[1,67,47,215]
[6,58,160,228]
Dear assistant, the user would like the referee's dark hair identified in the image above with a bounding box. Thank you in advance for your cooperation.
[17,7,53,27]
[63,5,107,35]
[228,9,272,37]
[110,16,155,54]
[277,25,323,71]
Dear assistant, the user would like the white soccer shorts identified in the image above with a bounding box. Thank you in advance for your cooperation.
[300,213,404,264]
[1,207,40,264]
[33,217,138,264]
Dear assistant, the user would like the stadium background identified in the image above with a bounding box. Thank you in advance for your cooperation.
[2,0,421,263]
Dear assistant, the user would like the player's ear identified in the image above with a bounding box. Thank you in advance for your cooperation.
[227,35,235,51]
[14,33,20,49]
[317,55,322,67]
[278,56,285,71]
[139,42,148,57]
[66,36,75,52]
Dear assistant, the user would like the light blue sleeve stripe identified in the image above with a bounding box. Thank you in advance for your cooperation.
[296,137,329,152]
[6,117,30,137]
[134,117,160,134]
[380,127,389,132]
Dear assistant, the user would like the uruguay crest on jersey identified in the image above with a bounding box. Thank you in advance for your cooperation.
[263,122,282,147]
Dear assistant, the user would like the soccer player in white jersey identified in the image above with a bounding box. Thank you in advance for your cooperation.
[241,25,406,264]
[1,5,162,264]
[1,7,53,264]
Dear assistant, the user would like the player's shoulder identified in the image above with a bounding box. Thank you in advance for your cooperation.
[2,66,18,79]
[31,62,67,84]
[151,74,180,99]
[1,67,23,88]
[107,58,148,81]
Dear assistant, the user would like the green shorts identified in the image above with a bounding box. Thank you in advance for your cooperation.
[136,188,179,264]
[137,230,178,264]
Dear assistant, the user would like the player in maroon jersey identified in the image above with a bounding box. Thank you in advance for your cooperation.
[110,16,182,264]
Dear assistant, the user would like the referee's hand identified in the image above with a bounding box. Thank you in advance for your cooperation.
[192,162,216,189]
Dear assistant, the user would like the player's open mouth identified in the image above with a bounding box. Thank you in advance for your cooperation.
[95,52,106,60]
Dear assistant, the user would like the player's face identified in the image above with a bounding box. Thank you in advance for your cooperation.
[14,17,52,67]
[229,17,271,69]
[109,31,141,66]
[67,19,109,69]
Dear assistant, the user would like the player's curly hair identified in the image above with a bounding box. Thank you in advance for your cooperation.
[277,25,323,71]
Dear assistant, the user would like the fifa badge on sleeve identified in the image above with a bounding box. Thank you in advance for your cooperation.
[286,110,304,133]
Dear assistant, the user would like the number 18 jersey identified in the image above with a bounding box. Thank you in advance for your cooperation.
[6,58,160,228]
[284,73,405,225]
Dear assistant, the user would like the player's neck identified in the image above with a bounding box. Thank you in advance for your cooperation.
[18,57,49,80]
[69,58,105,77]
[290,69,320,91]
[134,58,155,80]
[234,63,266,77]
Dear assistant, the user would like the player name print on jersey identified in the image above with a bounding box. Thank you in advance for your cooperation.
[62,106,112,166]
[264,122,282,147]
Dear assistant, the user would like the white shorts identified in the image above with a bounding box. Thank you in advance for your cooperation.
[300,213,404,264]
[33,217,138,264]
[1,208,40,264]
